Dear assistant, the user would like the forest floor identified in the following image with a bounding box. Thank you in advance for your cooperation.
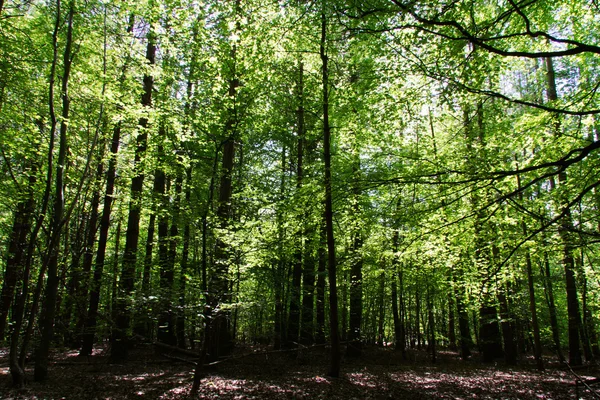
[0,343,599,399]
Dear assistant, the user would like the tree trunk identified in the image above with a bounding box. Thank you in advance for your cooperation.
[156,136,176,346]
[347,161,363,356]
[301,246,315,345]
[0,167,36,341]
[478,302,503,362]
[454,264,472,359]
[546,56,582,366]
[111,29,156,363]
[315,216,327,345]
[80,121,121,355]
[577,253,594,362]
[321,5,340,377]
[447,280,457,351]
[176,169,191,349]
[498,285,517,365]
[540,251,564,362]
[35,2,74,380]
[73,152,103,347]
[517,172,544,369]
[134,213,155,337]
[391,232,401,350]
[427,283,436,363]
[377,270,385,346]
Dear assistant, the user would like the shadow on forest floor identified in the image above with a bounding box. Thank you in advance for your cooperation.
[0,344,598,399]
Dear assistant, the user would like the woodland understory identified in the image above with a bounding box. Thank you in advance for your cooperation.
[1,0,600,397]
[1,344,599,399]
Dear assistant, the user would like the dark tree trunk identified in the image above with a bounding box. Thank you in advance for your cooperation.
[176,169,190,349]
[321,6,340,377]
[427,284,436,363]
[315,217,327,345]
[498,286,517,365]
[517,173,544,369]
[347,160,362,357]
[80,121,121,356]
[301,248,315,345]
[61,215,85,346]
[454,266,472,359]
[111,30,156,363]
[205,62,239,362]
[447,281,457,351]
[73,154,103,347]
[288,238,302,348]
[398,262,407,357]
[156,137,176,346]
[34,2,74,380]
[143,215,156,294]
[479,302,503,363]
[134,213,155,337]
[546,57,582,366]
[525,249,544,369]
[0,167,36,341]
[391,232,401,350]
[110,221,122,317]
[541,251,564,362]
[377,270,385,346]
[578,254,594,362]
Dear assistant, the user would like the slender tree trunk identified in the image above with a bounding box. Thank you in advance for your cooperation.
[61,215,85,345]
[110,221,122,317]
[540,251,564,362]
[273,150,286,350]
[399,261,407,357]
[80,121,121,355]
[581,249,600,358]
[546,57,582,366]
[301,246,315,345]
[205,24,240,359]
[498,285,517,364]
[415,281,421,349]
[320,4,340,377]
[34,2,74,380]
[111,29,156,363]
[134,213,155,337]
[377,270,385,346]
[447,280,457,351]
[391,232,401,350]
[0,168,36,341]
[454,262,472,359]
[156,135,176,345]
[427,283,436,363]
[516,173,544,369]
[577,253,594,362]
[315,216,327,345]
[341,270,348,342]
[74,151,104,347]
[347,159,362,356]
[177,169,191,349]
[80,12,130,355]
[6,165,37,386]
[10,1,63,380]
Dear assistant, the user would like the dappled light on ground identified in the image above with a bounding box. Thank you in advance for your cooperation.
[1,346,598,399]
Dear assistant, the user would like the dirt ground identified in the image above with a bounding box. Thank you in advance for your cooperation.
[1,344,598,399]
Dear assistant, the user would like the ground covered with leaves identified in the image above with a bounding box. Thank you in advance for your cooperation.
[1,344,598,399]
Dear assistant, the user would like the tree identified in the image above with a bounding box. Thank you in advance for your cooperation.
[111,15,156,363]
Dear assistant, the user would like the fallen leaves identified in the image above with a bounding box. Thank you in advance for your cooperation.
[0,345,597,399]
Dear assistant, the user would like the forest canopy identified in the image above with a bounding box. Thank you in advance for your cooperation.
[0,0,599,390]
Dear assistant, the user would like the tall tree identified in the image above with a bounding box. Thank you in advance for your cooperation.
[111,19,156,363]
[320,2,341,377]
[34,0,75,380]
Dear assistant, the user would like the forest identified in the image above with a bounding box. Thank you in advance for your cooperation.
[0,0,599,398]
